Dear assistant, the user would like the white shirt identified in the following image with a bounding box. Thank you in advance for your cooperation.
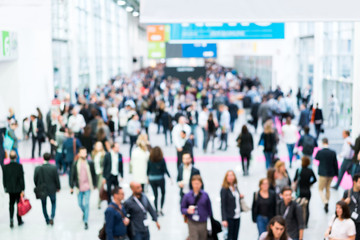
[182,164,192,194]
[131,147,149,184]
[231,187,241,219]
[94,152,103,175]
[110,151,119,176]
[281,124,298,144]
[198,111,209,128]
[172,123,191,149]
[219,110,230,131]
[32,119,38,136]
[328,216,356,239]
[68,114,86,133]
[340,136,354,159]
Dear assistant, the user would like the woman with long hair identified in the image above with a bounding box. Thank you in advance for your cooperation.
[259,216,291,240]
[91,141,106,208]
[267,168,276,192]
[236,124,254,176]
[131,134,150,190]
[204,112,218,153]
[274,161,291,195]
[220,170,245,240]
[259,119,278,169]
[147,146,171,215]
[324,201,355,240]
[252,178,277,236]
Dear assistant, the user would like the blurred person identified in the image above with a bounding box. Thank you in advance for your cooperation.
[79,125,94,154]
[204,112,218,153]
[62,130,82,175]
[350,135,360,176]
[147,146,171,215]
[298,104,310,132]
[124,182,160,240]
[172,116,191,169]
[91,141,106,208]
[228,99,239,132]
[54,126,67,173]
[274,161,291,195]
[131,134,150,190]
[252,178,277,236]
[297,126,317,166]
[313,103,324,141]
[236,125,254,176]
[34,153,61,225]
[2,150,25,228]
[198,105,210,151]
[181,175,212,240]
[218,104,230,151]
[96,128,111,152]
[141,109,152,139]
[160,109,172,146]
[47,112,58,159]
[259,120,278,169]
[250,96,261,132]
[7,120,20,163]
[281,117,298,168]
[187,102,199,147]
[70,147,97,230]
[67,107,86,138]
[315,138,339,213]
[259,216,291,240]
[328,94,339,128]
[28,114,45,159]
[127,114,141,158]
[177,152,201,201]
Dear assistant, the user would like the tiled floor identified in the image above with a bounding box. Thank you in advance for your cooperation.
[0,116,346,240]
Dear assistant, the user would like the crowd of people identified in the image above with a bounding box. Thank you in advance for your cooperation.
[1,62,359,240]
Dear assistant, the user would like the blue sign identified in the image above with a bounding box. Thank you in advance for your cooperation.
[182,43,217,58]
[170,23,285,40]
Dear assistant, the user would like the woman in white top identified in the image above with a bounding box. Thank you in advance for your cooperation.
[281,117,298,168]
[324,200,356,240]
[91,141,106,208]
[131,134,150,191]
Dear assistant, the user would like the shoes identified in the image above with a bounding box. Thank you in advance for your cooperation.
[331,186,338,190]
[84,223,88,230]
[18,221,24,226]
[49,219,54,226]
[324,203,329,213]
[160,210,164,216]
[10,220,14,229]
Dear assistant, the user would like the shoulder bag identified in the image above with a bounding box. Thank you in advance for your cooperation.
[99,204,129,240]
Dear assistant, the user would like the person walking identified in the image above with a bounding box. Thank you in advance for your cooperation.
[259,120,278,169]
[293,156,317,228]
[2,150,25,228]
[315,138,339,213]
[172,116,191,169]
[181,175,212,240]
[127,114,141,158]
[103,143,124,203]
[297,126,317,165]
[131,134,150,190]
[259,216,291,240]
[251,178,277,236]
[298,104,310,132]
[29,114,45,159]
[274,161,291,195]
[34,152,61,225]
[282,117,298,168]
[62,130,82,175]
[92,141,106,208]
[7,120,20,163]
[236,125,254,176]
[105,187,130,240]
[276,186,304,240]
[177,152,201,201]
[204,112,218,153]
[313,103,324,141]
[147,146,171,215]
[218,104,230,151]
[324,201,356,240]
[333,130,354,190]
[70,147,97,230]
[199,105,209,152]
[220,170,244,240]
[124,181,160,240]
[67,107,86,138]
[342,173,360,240]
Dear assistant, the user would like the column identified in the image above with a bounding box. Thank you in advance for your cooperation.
[352,22,360,136]
[313,22,324,107]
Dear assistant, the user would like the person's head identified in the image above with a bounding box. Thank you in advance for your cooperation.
[275,161,286,174]
[136,134,149,151]
[191,175,203,193]
[72,107,78,116]
[335,200,351,219]
[285,117,292,125]
[280,186,292,205]
[222,170,238,188]
[322,138,329,146]
[130,181,142,196]
[94,141,104,152]
[202,105,208,112]
[30,114,36,121]
[301,156,311,168]
[178,116,186,125]
[132,114,139,121]
[43,152,51,162]
[112,186,124,203]
[267,216,288,240]
[259,178,269,191]
[182,152,192,166]
[149,146,163,163]
[10,120,17,129]
[264,119,274,134]
[78,147,87,159]
[180,130,187,139]
[219,104,225,112]
[96,128,106,140]
[10,150,17,161]
[300,104,306,110]
[241,125,249,135]
[68,129,74,137]
[304,125,310,134]
[343,130,350,139]
[352,173,360,190]
[111,143,119,152]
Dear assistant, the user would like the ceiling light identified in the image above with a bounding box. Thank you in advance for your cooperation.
[126,6,134,12]
[117,0,126,5]
[132,11,139,17]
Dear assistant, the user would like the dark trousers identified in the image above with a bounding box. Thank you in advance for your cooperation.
[227,218,240,240]
[315,124,321,140]
[177,150,182,169]
[133,230,150,240]
[129,135,138,158]
[106,175,119,202]
[41,194,56,223]
[163,127,172,146]
[31,136,42,159]
[219,132,228,150]
[9,192,22,223]
[55,152,64,173]
[355,222,360,240]
[149,178,166,211]
[335,158,353,188]
[50,143,57,159]
[201,128,208,151]
[240,152,251,174]
[205,132,216,152]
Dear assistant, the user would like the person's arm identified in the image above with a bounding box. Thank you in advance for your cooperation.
[310,170,317,185]
[251,192,257,223]
[90,162,97,188]
[105,209,115,240]
[334,153,339,176]
[220,188,228,223]
[20,165,25,191]
[180,195,189,215]
[163,160,171,178]
[103,154,109,179]
[299,229,304,240]
[33,167,38,186]
[119,154,124,178]
[293,168,298,182]
[55,168,61,190]
[146,197,158,222]
[207,193,213,217]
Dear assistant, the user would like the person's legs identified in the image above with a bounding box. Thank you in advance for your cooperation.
[325,177,332,203]
[318,176,327,204]
[149,180,159,211]
[31,136,36,158]
[240,153,246,175]
[38,138,42,157]
[83,190,90,223]
[224,132,228,150]
[305,197,310,227]
[9,193,16,223]
[50,194,56,220]
[197,221,208,240]
[227,218,236,240]
[264,152,271,169]
[355,222,360,240]
[256,215,268,236]
[159,178,166,210]
[41,196,50,224]
[202,128,207,151]
[188,220,200,240]
[287,144,295,167]
[78,191,85,215]
[163,127,168,146]
[233,218,240,240]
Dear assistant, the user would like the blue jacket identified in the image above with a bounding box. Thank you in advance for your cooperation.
[62,137,82,163]
[105,202,127,240]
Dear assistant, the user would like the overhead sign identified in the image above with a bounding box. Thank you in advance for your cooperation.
[169,23,284,40]
[0,31,18,61]
[148,42,166,59]
[140,0,360,23]
[166,43,217,58]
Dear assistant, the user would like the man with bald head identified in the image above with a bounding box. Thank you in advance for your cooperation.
[172,115,192,169]
[124,181,160,240]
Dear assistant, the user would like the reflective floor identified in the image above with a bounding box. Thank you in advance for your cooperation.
[0,116,346,240]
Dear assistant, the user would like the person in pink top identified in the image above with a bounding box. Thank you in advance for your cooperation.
[70,147,96,230]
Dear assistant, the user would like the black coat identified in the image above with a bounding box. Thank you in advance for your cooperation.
[315,148,339,177]
[298,109,310,128]
[251,190,277,222]
[314,108,323,124]
[177,164,201,195]
[29,119,45,140]
[70,160,97,189]
[34,163,61,195]
[237,132,254,155]
[220,187,241,221]
[2,161,25,193]
[103,152,124,179]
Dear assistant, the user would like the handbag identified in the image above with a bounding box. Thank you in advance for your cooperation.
[3,130,14,151]
[99,183,108,201]
[17,196,32,216]
[236,186,250,212]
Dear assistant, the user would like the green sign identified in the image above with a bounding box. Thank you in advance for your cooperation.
[148,42,165,59]
[2,31,10,57]
[0,30,18,61]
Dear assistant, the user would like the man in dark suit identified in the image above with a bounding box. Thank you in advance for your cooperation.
[103,143,123,202]
[177,152,201,202]
[28,114,45,159]
[34,152,61,225]
[315,138,338,213]
[314,103,324,140]
[298,104,310,132]
[2,150,25,228]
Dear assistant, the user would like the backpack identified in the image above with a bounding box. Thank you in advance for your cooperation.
[302,135,315,155]
[243,96,252,109]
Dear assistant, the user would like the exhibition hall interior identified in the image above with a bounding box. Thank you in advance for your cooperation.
[1,0,360,240]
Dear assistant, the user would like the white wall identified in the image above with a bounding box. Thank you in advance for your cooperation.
[0,1,53,127]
